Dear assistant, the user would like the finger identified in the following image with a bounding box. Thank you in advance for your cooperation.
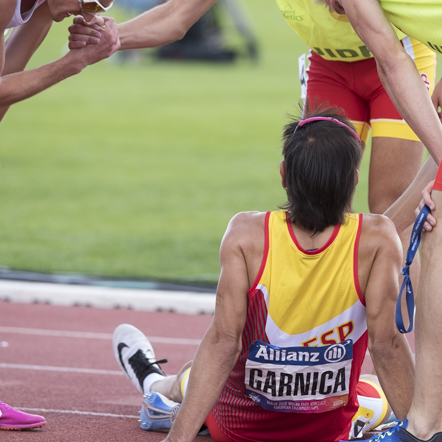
[423,194,435,210]
[69,22,102,32]
[68,40,87,49]
[81,13,105,26]
[69,34,100,44]
[423,214,436,231]
[427,214,437,226]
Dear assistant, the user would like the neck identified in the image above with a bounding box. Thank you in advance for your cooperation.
[291,223,337,251]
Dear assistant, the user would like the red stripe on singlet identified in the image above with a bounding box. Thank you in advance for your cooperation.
[353,214,365,306]
[215,290,269,434]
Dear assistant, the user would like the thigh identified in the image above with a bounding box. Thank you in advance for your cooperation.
[370,37,436,142]
[305,51,370,143]
[349,378,390,439]
[368,137,424,213]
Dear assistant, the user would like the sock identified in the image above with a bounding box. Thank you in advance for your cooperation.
[143,373,166,394]
[180,368,191,397]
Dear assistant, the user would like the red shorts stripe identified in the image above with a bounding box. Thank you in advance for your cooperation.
[204,410,235,442]
[435,163,442,191]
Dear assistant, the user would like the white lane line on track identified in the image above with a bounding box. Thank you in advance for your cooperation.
[17,407,138,419]
[0,363,124,375]
[0,326,201,345]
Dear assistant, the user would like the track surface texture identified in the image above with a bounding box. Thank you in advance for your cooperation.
[0,300,415,441]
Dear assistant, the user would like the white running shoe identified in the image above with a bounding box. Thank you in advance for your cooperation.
[113,324,166,393]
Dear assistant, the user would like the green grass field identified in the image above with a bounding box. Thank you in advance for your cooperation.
[0,2,437,284]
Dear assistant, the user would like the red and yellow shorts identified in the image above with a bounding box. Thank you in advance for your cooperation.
[305,37,436,145]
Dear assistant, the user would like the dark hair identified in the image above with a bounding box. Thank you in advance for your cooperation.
[281,103,362,232]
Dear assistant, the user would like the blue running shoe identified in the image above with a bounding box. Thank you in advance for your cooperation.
[139,392,180,432]
[341,419,442,442]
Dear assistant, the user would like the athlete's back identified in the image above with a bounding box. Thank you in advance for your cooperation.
[212,208,402,442]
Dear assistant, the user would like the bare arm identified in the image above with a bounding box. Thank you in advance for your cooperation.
[341,0,442,165]
[362,216,415,419]
[0,2,119,122]
[116,0,217,50]
[164,213,255,442]
[384,156,438,234]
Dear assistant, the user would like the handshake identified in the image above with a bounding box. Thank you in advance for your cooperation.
[66,13,121,68]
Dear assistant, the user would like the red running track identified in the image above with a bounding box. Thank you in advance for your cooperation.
[0,300,415,441]
[0,300,212,442]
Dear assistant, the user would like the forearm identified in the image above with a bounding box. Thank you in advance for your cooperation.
[385,156,438,234]
[165,328,241,442]
[370,337,415,419]
[0,53,86,110]
[117,0,217,50]
[377,56,442,165]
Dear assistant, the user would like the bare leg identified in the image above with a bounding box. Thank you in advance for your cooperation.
[407,189,442,439]
[369,137,424,292]
[150,361,193,403]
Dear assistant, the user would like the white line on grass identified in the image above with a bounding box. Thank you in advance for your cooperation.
[0,326,201,345]
[17,407,138,419]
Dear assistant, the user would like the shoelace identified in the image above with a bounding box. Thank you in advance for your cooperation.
[370,420,405,441]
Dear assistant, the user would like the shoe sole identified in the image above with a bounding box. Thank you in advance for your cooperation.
[0,421,46,430]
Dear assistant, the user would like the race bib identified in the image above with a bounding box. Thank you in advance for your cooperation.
[245,340,353,413]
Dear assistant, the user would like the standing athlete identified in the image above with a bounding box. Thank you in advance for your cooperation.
[276,0,436,290]
[112,106,414,442]
[313,2,442,440]
[0,0,120,122]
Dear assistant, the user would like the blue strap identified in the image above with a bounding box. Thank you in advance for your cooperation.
[396,205,431,333]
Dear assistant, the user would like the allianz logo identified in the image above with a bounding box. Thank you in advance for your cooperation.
[255,345,320,362]
[255,343,347,363]
[324,344,347,363]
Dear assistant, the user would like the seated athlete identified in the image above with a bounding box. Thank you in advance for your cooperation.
[112,105,414,442]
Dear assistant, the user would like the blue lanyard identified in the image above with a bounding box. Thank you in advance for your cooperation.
[396,205,431,333]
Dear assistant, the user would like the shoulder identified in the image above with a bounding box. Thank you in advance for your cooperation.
[361,213,398,237]
[220,211,267,257]
[360,213,402,256]
[0,0,17,32]
[223,211,266,244]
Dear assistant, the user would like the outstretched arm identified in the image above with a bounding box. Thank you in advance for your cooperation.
[0,2,119,122]
[362,216,415,419]
[340,0,442,165]
[164,213,255,442]
[69,0,218,51]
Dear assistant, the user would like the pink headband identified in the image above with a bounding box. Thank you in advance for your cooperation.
[294,116,361,142]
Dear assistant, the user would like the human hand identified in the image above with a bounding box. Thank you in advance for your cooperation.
[431,79,442,123]
[68,15,108,49]
[415,180,436,232]
[68,16,120,66]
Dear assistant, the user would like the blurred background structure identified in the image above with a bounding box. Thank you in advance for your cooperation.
[117,0,258,64]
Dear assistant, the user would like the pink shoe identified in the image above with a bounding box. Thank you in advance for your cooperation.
[0,402,46,430]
